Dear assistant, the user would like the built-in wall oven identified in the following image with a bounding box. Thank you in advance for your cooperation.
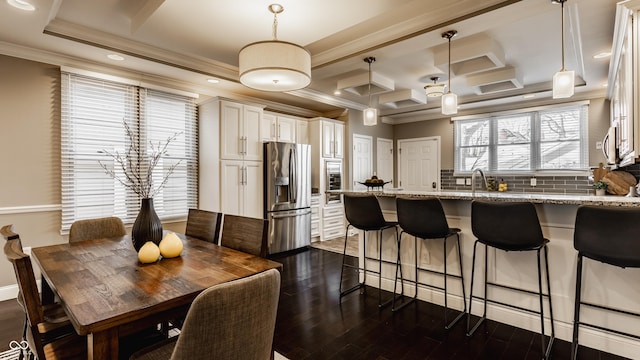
[325,160,342,204]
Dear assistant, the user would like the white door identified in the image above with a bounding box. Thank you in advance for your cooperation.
[398,137,440,192]
[377,138,394,185]
[352,134,373,190]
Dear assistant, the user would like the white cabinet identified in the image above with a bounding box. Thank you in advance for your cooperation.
[220,160,263,218]
[296,119,309,144]
[261,112,296,143]
[320,121,344,159]
[310,195,321,238]
[220,100,263,161]
[322,203,345,241]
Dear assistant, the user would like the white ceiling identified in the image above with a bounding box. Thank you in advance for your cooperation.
[0,0,619,121]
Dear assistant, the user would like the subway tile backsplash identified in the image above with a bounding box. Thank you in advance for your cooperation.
[440,169,593,195]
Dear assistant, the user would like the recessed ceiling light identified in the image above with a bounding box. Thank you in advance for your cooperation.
[7,0,35,11]
[593,52,611,59]
[107,54,125,61]
[207,78,220,84]
[523,94,536,99]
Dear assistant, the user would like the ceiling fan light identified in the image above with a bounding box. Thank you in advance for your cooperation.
[442,93,458,115]
[552,69,574,98]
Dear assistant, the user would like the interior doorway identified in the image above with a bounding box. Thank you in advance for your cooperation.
[397,137,441,191]
[376,138,394,186]
[352,134,373,190]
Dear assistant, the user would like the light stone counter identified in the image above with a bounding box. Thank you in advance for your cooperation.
[332,189,640,358]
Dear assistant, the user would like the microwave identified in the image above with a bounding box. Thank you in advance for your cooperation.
[325,160,342,204]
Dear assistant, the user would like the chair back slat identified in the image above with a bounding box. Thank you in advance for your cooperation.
[185,209,223,243]
[221,214,269,257]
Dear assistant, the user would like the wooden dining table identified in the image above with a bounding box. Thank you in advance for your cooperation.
[31,233,283,360]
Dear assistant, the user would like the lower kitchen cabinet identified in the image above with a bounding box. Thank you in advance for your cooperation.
[322,202,345,241]
[311,195,321,239]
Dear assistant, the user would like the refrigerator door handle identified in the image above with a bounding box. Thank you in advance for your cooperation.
[270,209,311,219]
[289,147,297,203]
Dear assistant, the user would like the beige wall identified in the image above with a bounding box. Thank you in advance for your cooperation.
[393,97,611,171]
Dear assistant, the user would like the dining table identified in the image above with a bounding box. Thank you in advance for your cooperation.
[31,232,283,360]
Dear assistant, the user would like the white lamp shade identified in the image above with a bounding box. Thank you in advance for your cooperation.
[552,70,575,99]
[441,93,458,115]
[239,40,311,92]
[363,108,378,126]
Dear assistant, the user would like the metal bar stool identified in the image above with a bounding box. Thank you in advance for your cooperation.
[467,200,555,359]
[572,205,640,360]
[340,194,401,309]
[392,197,467,330]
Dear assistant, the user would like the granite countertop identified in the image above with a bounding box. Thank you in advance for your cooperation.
[332,189,640,207]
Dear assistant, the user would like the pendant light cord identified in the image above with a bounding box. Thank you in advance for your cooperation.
[368,61,372,107]
[560,0,565,71]
[448,35,452,94]
[272,12,278,40]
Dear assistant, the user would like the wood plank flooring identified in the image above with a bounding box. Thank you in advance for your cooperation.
[0,247,630,359]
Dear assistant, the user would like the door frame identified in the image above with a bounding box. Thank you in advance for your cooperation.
[352,134,373,189]
[397,136,441,191]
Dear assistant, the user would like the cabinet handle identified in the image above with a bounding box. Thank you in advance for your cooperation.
[278,124,281,139]
[243,136,247,155]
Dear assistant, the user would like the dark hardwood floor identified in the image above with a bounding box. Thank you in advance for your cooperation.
[0,247,630,359]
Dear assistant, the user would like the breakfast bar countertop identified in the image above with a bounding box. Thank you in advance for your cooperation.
[331,189,640,207]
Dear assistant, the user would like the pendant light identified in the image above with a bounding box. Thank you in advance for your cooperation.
[441,30,458,115]
[238,4,311,92]
[552,0,574,99]
[424,76,445,98]
[363,56,378,126]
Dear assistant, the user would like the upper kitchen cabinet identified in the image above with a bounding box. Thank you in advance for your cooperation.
[610,0,640,166]
[220,100,263,161]
[297,119,309,144]
[261,112,297,143]
[310,118,344,159]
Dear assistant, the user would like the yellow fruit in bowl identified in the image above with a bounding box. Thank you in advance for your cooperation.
[138,241,160,264]
[159,232,184,258]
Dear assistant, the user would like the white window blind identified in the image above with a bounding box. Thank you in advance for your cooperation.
[454,104,588,173]
[61,73,198,234]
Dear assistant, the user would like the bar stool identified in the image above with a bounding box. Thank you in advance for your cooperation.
[572,205,640,360]
[340,194,400,308]
[392,197,467,329]
[467,200,555,359]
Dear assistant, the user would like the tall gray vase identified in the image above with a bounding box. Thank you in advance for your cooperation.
[132,198,163,251]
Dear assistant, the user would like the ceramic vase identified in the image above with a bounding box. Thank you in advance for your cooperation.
[132,198,163,251]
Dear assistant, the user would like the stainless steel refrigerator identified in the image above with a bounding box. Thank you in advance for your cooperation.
[264,142,311,254]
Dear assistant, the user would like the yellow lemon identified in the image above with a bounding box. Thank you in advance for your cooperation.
[138,241,160,263]
[159,232,183,258]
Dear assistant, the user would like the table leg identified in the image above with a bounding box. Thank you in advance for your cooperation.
[88,328,119,360]
[40,275,55,305]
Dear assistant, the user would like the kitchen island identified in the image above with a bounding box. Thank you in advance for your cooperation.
[334,189,640,358]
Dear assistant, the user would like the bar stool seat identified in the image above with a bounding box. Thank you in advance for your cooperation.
[572,205,640,360]
[340,194,400,309]
[392,197,466,330]
[467,200,555,359]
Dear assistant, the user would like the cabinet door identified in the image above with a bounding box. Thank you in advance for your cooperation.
[322,121,334,158]
[276,115,297,143]
[220,160,243,216]
[243,161,263,218]
[334,123,344,159]
[220,101,243,160]
[244,105,263,161]
[296,120,309,144]
[261,113,277,142]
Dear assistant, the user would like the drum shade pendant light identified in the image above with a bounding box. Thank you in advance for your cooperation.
[239,4,311,92]
[441,30,458,115]
[552,0,574,99]
[363,56,378,126]
[425,76,445,98]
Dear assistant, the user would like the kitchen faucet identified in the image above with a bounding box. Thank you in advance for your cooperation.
[471,168,488,195]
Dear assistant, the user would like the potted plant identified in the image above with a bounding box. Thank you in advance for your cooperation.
[593,180,608,196]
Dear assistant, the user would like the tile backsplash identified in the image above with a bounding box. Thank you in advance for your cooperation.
[440,169,593,195]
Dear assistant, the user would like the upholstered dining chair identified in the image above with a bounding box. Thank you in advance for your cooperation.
[2,224,87,360]
[185,208,223,243]
[220,214,269,257]
[68,216,126,243]
[130,268,281,360]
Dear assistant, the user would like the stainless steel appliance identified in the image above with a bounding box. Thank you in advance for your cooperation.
[325,160,342,204]
[264,142,311,254]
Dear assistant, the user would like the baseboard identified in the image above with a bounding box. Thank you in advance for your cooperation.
[0,280,42,302]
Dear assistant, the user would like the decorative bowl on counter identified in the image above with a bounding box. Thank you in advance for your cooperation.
[358,181,391,190]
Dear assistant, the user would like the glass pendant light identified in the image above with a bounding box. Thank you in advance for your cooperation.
[363,56,378,126]
[441,30,458,115]
[552,0,574,99]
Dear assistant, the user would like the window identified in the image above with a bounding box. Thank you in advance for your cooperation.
[61,72,198,233]
[454,103,588,174]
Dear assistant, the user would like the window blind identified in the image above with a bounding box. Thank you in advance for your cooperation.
[61,73,197,234]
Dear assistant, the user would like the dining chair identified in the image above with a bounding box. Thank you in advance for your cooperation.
[220,214,269,257]
[68,216,126,243]
[2,224,87,360]
[185,208,223,243]
[130,268,281,360]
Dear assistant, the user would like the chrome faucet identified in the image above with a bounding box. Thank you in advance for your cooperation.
[471,168,488,195]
